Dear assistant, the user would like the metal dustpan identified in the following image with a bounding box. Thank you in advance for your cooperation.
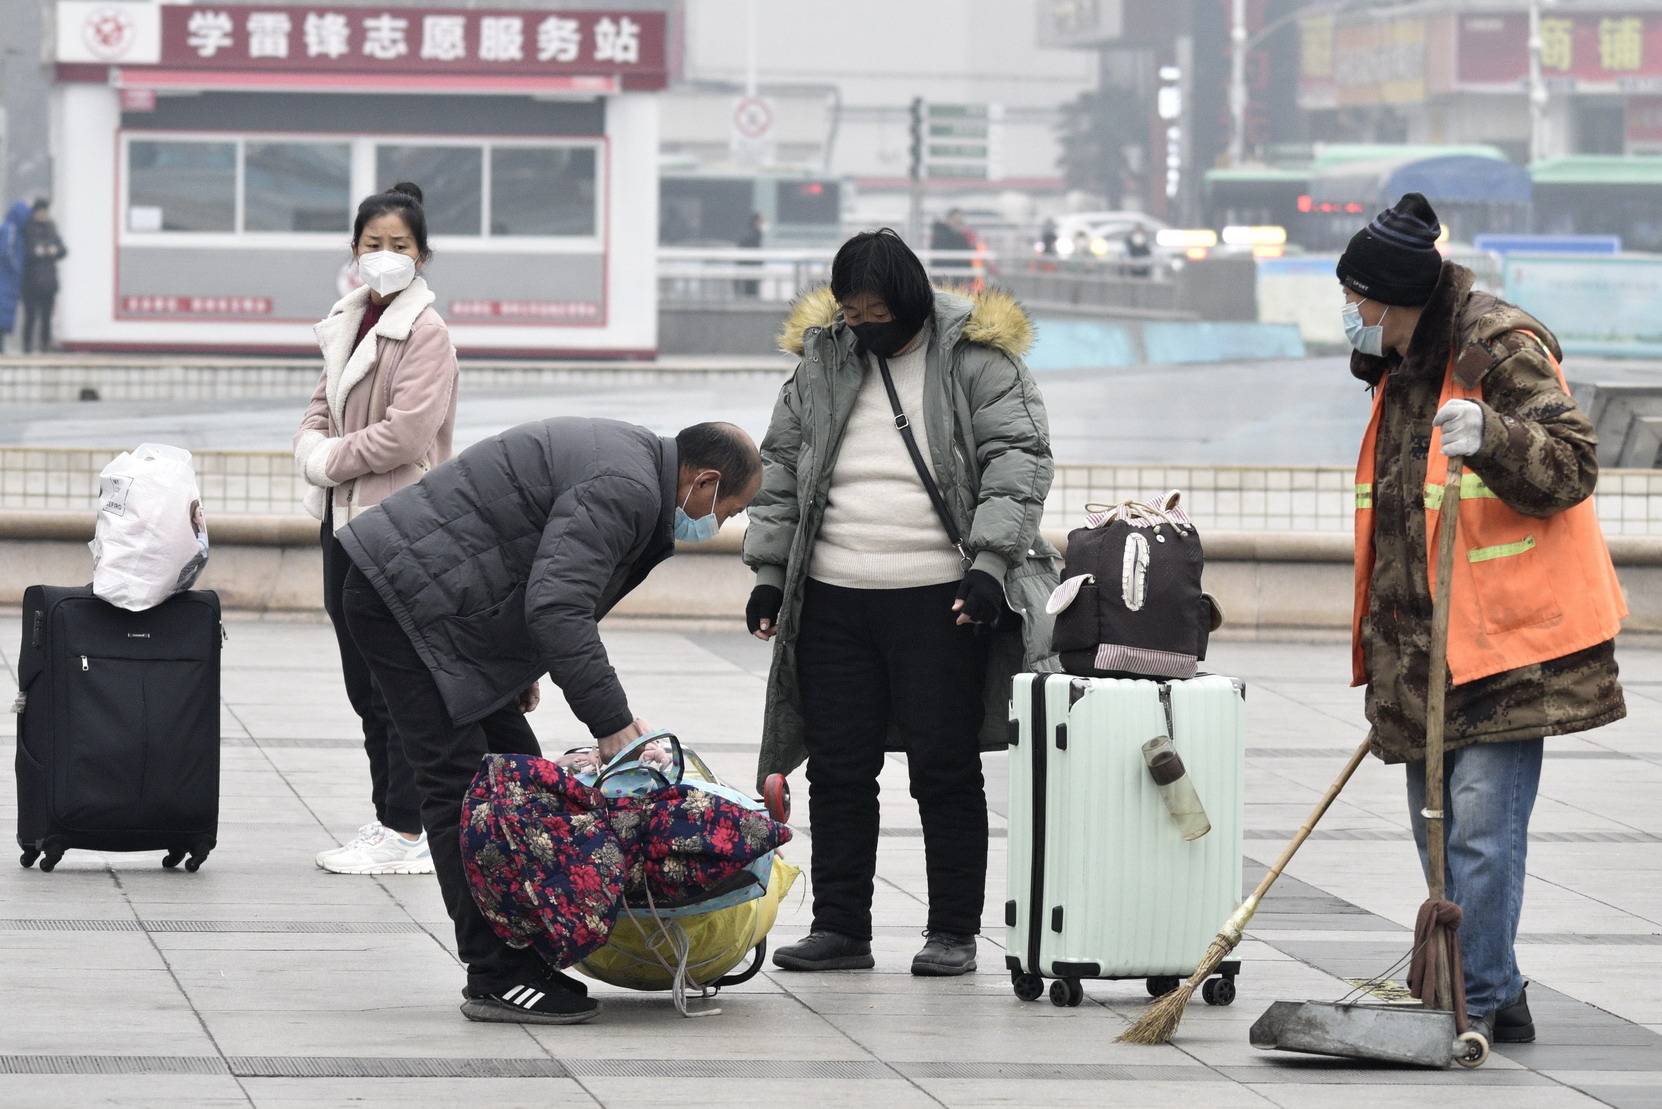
[1250,1001,1488,1069]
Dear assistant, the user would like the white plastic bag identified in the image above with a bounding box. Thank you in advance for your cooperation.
[91,443,211,612]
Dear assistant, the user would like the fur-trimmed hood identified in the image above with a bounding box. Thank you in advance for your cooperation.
[778,285,1034,361]
[1350,261,1562,389]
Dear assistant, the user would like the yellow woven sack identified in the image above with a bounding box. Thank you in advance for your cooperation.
[577,856,800,992]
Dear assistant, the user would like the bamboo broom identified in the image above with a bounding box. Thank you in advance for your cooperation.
[1119,734,1373,1045]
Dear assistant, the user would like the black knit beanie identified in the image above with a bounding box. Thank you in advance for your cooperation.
[1335,192,1443,307]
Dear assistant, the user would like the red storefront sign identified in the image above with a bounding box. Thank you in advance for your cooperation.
[1459,12,1662,90]
[151,7,667,88]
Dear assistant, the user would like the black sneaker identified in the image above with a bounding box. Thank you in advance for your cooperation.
[911,930,977,977]
[772,931,875,972]
[460,974,599,1025]
[1493,983,1536,1043]
[463,967,588,1001]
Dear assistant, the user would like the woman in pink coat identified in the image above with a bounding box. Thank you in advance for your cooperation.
[294,182,461,876]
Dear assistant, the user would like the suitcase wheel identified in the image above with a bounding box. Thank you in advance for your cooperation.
[1146,975,1181,998]
[762,774,791,824]
[1201,976,1236,1007]
[19,849,39,869]
[1049,978,1085,1008]
[1011,972,1045,1003]
[38,850,63,873]
[162,850,186,870]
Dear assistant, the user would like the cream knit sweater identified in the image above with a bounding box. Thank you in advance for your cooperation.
[809,332,966,590]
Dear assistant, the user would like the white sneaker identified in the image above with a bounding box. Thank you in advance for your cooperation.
[317,823,435,875]
[315,821,382,869]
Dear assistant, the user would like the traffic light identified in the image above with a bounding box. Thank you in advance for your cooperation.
[908,96,925,182]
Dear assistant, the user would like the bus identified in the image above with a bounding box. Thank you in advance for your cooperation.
[1204,144,1528,250]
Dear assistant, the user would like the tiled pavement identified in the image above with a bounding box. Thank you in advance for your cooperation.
[3,615,1660,1108]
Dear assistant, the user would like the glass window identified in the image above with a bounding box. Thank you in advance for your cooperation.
[660,177,751,244]
[375,145,483,235]
[244,142,351,233]
[128,140,236,232]
[490,147,598,237]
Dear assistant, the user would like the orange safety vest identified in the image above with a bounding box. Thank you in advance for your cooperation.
[1351,338,1627,688]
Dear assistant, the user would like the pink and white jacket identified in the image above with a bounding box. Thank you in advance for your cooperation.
[293,276,458,531]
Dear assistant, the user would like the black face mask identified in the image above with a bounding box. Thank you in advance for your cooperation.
[852,319,918,359]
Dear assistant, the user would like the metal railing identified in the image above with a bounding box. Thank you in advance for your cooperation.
[656,245,1187,322]
[5,448,1660,535]
[0,449,307,518]
[656,246,991,304]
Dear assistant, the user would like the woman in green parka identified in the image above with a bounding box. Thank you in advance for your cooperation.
[742,230,1059,977]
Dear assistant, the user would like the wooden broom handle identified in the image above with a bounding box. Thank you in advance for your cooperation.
[1425,457,1463,906]
[1247,735,1372,902]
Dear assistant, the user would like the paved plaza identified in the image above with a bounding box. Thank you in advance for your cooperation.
[3,616,1660,1108]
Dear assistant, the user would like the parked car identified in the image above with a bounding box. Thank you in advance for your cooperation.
[1044,211,1171,260]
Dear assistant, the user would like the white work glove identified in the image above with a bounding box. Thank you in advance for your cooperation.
[1432,399,1486,458]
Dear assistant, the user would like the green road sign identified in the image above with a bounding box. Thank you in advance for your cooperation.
[915,102,997,181]
[927,103,988,120]
[929,122,989,139]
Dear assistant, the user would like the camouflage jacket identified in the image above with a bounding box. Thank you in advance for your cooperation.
[1351,261,1625,764]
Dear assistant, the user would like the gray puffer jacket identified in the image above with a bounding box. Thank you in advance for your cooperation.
[339,417,676,736]
[744,286,1061,786]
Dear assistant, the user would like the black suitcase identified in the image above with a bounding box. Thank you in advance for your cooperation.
[14,585,223,872]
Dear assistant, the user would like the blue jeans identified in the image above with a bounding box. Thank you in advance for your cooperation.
[1405,738,1543,1018]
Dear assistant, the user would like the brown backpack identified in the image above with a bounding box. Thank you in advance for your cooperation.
[1045,492,1223,680]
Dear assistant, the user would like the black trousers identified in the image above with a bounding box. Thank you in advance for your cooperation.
[21,289,54,352]
[342,565,544,987]
[321,518,422,835]
[796,578,990,939]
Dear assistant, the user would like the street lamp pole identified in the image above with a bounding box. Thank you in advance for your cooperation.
[1229,0,1247,166]
[1527,0,1549,162]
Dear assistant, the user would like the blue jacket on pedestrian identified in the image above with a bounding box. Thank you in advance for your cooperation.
[0,202,29,332]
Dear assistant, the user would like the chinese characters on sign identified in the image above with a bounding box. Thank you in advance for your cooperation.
[448,299,604,323]
[122,295,275,317]
[158,7,660,78]
[1598,17,1644,73]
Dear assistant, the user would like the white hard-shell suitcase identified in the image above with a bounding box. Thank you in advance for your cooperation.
[1005,672,1245,1007]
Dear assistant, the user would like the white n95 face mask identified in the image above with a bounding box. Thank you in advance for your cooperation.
[357,251,416,296]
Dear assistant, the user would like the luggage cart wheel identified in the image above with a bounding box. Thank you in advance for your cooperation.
[1049,978,1084,1008]
[184,855,205,873]
[162,849,186,869]
[763,774,791,823]
[1146,976,1180,998]
[20,849,39,869]
[1455,1031,1490,1069]
[1201,977,1236,1006]
[39,851,62,873]
[1012,973,1045,1002]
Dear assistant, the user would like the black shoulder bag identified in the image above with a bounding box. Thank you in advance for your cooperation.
[872,352,970,571]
